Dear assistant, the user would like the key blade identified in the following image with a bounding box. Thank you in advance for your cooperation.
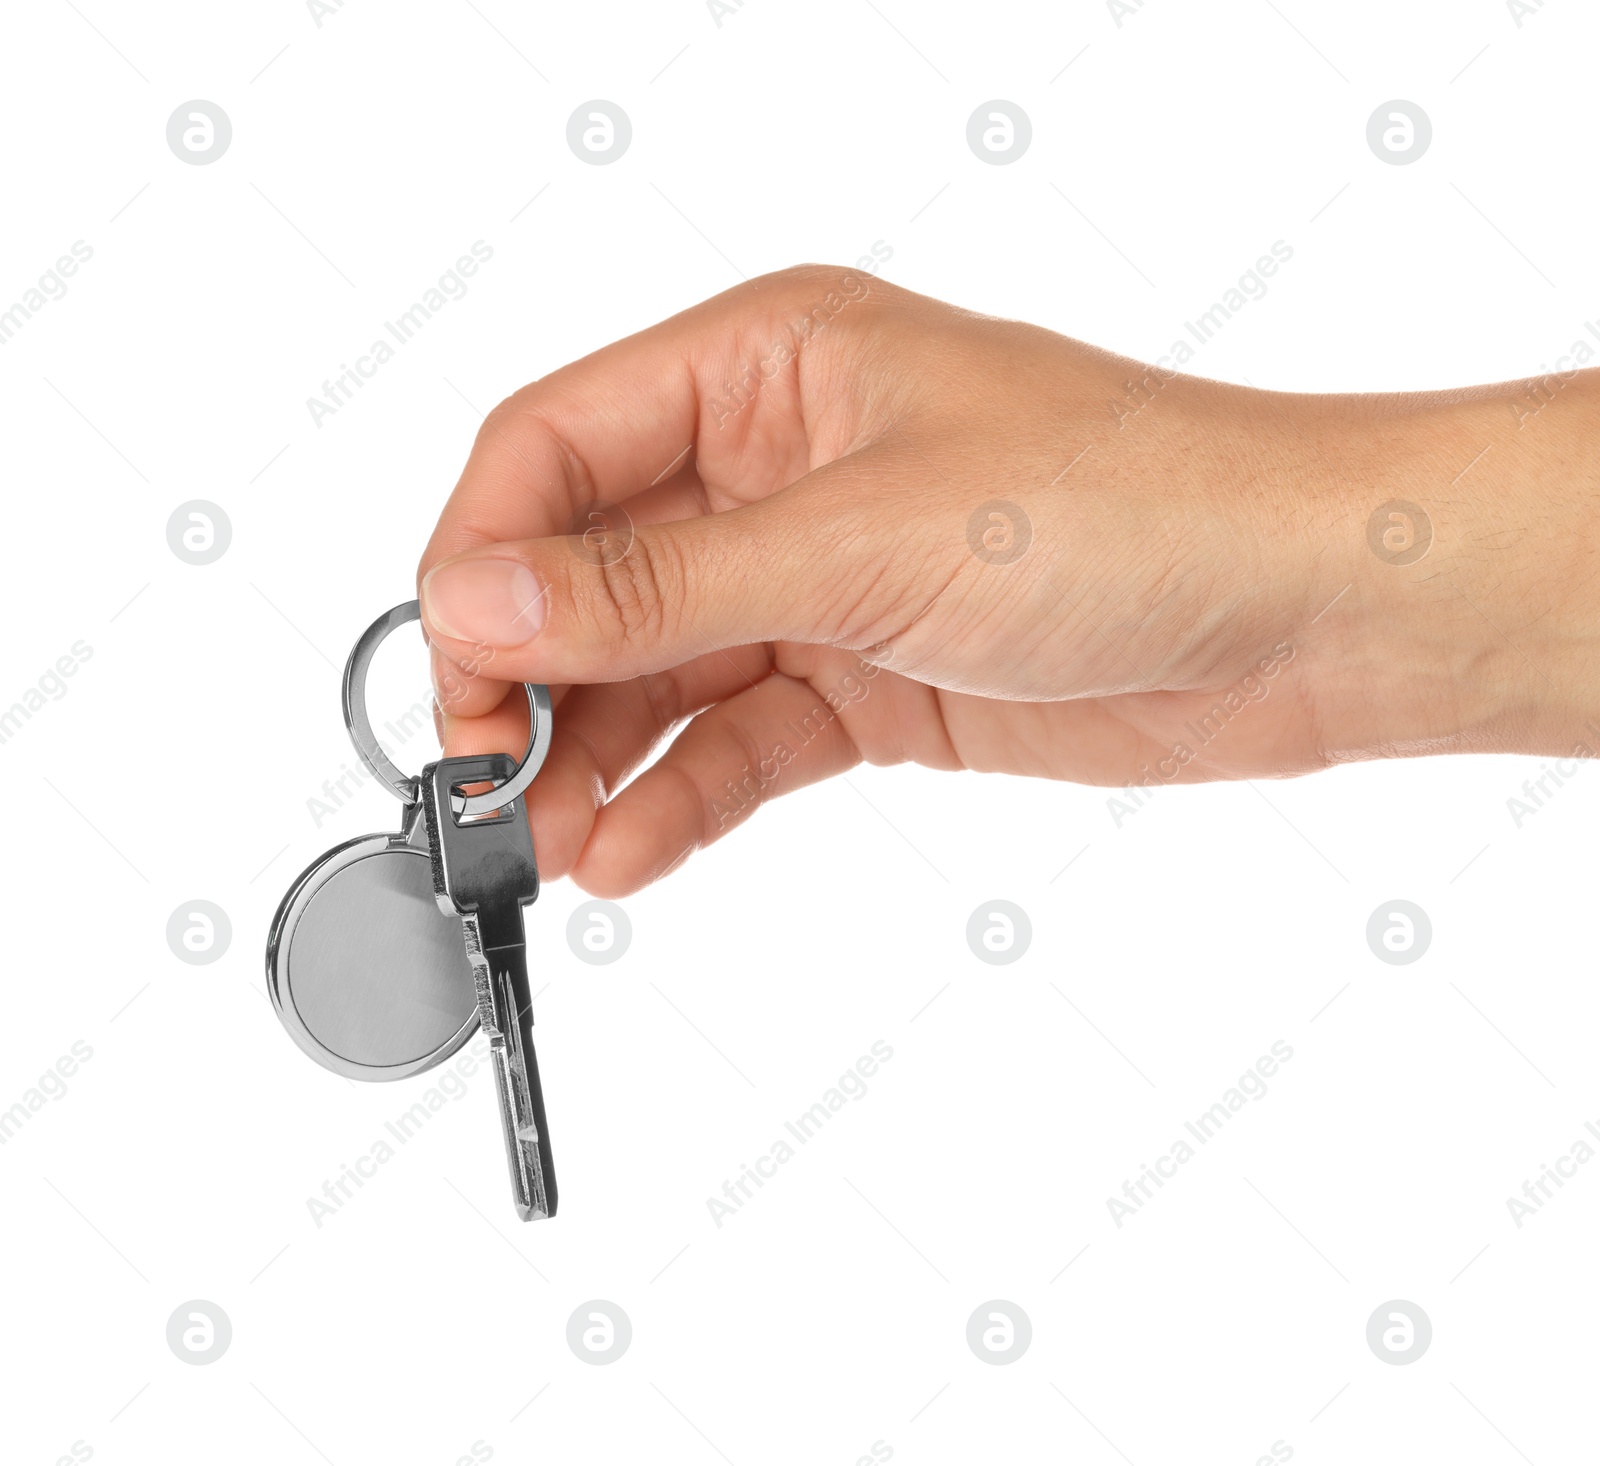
[462,915,558,1220]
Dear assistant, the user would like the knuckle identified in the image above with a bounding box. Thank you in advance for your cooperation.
[473,391,597,509]
[770,262,843,292]
[586,532,677,645]
[473,390,522,452]
[757,263,879,315]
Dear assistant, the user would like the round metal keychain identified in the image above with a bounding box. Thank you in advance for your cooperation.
[266,599,553,1081]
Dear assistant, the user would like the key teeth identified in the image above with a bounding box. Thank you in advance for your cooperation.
[426,783,556,1223]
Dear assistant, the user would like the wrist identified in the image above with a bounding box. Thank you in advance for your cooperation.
[1290,372,1600,762]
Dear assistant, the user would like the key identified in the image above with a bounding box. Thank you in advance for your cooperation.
[423,752,557,1221]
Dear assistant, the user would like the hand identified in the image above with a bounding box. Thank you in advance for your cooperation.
[418,266,1600,895]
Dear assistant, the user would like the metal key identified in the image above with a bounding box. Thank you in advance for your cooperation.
[423,752,557,1220]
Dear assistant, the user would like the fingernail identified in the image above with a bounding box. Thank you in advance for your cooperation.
[422,557,546,646]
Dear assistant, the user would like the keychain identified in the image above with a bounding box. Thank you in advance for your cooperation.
[266,600,559,1219]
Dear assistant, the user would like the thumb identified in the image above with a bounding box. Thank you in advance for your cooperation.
[418,475,901,683]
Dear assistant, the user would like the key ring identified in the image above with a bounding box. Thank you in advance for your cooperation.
[341,599,552,817]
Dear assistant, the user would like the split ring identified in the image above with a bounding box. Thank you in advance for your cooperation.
[341,599,552,817]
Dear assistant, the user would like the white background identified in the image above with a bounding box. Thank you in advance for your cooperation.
[2,1,1598,1462]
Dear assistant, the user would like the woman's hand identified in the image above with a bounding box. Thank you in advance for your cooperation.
[418,266,1600,894]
